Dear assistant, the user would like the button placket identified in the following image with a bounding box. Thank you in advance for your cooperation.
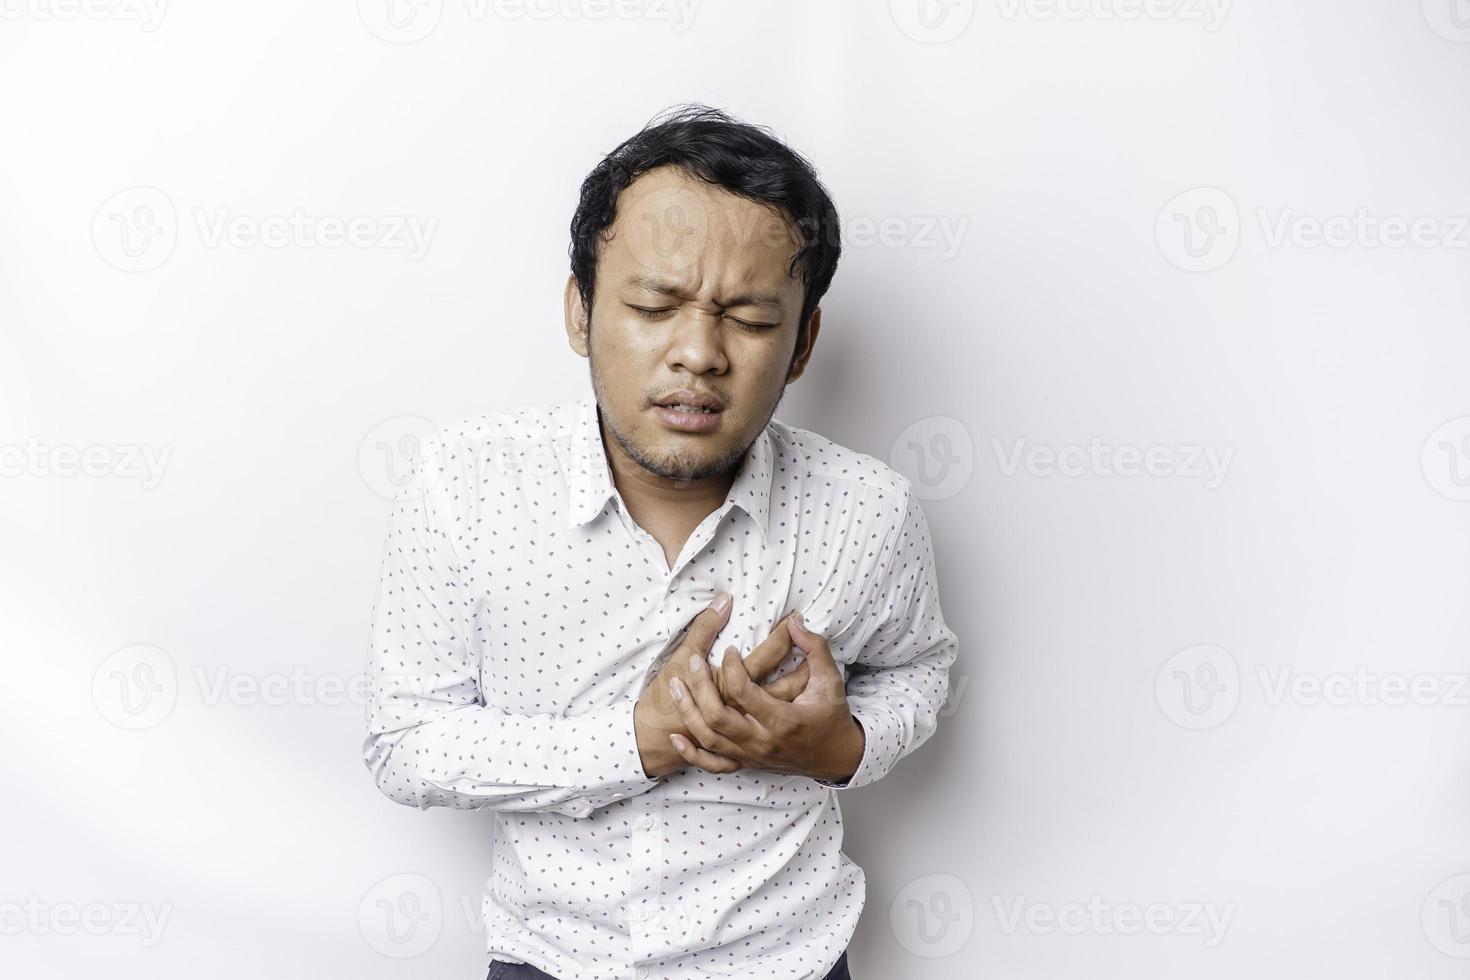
[627,779,669,971]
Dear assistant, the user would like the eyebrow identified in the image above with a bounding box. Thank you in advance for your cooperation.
[621,274,786,312]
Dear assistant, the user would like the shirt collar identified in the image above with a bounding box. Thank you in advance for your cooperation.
[564,394,773,546]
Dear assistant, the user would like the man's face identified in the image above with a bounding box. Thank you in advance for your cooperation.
[565,164,820,485]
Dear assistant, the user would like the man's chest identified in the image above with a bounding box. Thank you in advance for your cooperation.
[456,496,875,716]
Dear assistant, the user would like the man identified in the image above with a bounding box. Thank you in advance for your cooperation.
[363,104,959,980]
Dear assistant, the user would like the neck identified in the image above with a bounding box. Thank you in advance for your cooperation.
[601,425,737,519]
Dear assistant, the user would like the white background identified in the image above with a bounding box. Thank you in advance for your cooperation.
[2,1,1468,977]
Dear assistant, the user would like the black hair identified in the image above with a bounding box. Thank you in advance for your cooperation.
[569,103,842,349]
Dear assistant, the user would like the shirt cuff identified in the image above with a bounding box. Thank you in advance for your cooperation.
[566,694,664,795]
[812,699,901,790]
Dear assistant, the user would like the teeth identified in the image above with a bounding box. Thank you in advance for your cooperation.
[668,403,714,413]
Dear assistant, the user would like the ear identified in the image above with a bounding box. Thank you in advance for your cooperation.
[786,305,822,383]
[564,274,590,357]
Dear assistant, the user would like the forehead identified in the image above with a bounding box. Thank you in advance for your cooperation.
[600,165,803,301]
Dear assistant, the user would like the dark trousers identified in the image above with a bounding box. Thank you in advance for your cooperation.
[487,948,852,980]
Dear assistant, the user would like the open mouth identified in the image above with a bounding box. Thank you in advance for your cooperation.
[654,402,723,431]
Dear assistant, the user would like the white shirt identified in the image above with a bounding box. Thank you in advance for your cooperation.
[363,394,958,980]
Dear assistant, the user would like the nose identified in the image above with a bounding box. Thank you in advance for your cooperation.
[664,309,729,376]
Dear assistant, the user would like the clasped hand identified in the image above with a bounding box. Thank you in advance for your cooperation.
[634,594,865,782]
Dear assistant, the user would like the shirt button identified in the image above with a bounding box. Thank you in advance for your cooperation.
[636,814,654,830]
[635,968,649,978]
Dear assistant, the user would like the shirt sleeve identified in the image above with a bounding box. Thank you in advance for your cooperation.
[361,431,663,818]
[814,480,958,791]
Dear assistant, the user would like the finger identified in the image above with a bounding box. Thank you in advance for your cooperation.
[689,651,759,739]
[787,613,847,707]
[682,591,734,656]
[718,643,791,728]
[669,733,741,774]
[739,709,773,741]
[716,643,756,699]
[709,643,797,702]
[759,660,811,701]
[740,614,797,682]
[684,650,733,720]
[670,673,745,756]
[756,650,806,686]
[644,655,697,720]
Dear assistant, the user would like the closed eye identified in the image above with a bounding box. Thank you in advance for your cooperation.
[628,304,778,331]
[727,315,778,331]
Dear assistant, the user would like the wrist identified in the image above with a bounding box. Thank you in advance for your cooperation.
[634,699,678,778]
[817,716,865,784]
